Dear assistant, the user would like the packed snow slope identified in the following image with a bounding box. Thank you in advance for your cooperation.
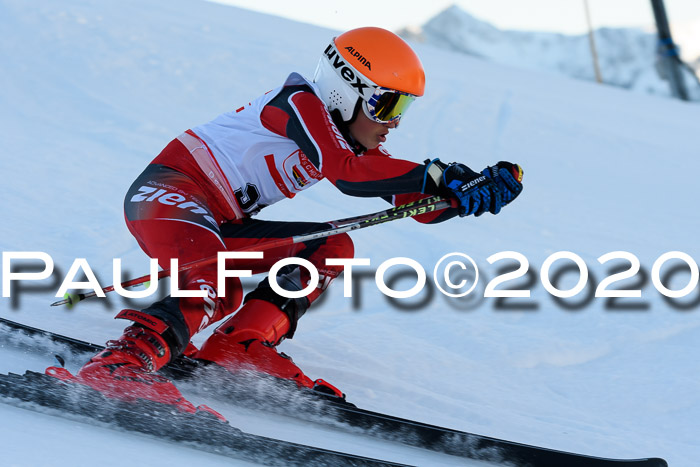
[1,0,700,465]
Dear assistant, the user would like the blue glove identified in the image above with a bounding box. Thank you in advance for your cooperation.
[442,162,502,217]
[482,161,524,208]
[422,159,524,217]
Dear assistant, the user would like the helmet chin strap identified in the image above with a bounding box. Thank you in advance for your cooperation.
[330,103,367,155]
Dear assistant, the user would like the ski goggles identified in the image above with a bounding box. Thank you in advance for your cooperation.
[362,87,417,124]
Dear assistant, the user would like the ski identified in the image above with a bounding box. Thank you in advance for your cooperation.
[0,369,410,467]
[0,317,669,467]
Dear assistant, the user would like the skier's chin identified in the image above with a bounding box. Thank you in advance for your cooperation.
[367,136,384,149]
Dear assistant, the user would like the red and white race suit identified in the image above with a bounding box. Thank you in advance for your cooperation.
[122,72,457,345]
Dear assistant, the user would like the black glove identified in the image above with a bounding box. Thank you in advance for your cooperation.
[482,161,524,208]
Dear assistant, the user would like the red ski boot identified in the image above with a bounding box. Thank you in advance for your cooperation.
[47,311,223,419]
[196,299,344,399]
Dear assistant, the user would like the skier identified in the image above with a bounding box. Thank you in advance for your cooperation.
[51,27,523,410]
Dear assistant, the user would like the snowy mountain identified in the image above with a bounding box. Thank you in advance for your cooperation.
[400,5,700,100]
[1,0,700,465]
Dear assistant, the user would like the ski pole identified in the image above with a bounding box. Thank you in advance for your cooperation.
[50,196,452,307]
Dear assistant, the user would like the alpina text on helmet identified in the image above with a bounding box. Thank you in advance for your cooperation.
[323,44,372,97]
[343,46,371,71]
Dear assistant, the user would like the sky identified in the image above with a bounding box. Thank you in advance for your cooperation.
[210,0,700,59]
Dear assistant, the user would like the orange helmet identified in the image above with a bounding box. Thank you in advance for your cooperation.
[313,27,425,125]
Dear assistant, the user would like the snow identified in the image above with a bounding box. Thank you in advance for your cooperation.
[1,0,700,465]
